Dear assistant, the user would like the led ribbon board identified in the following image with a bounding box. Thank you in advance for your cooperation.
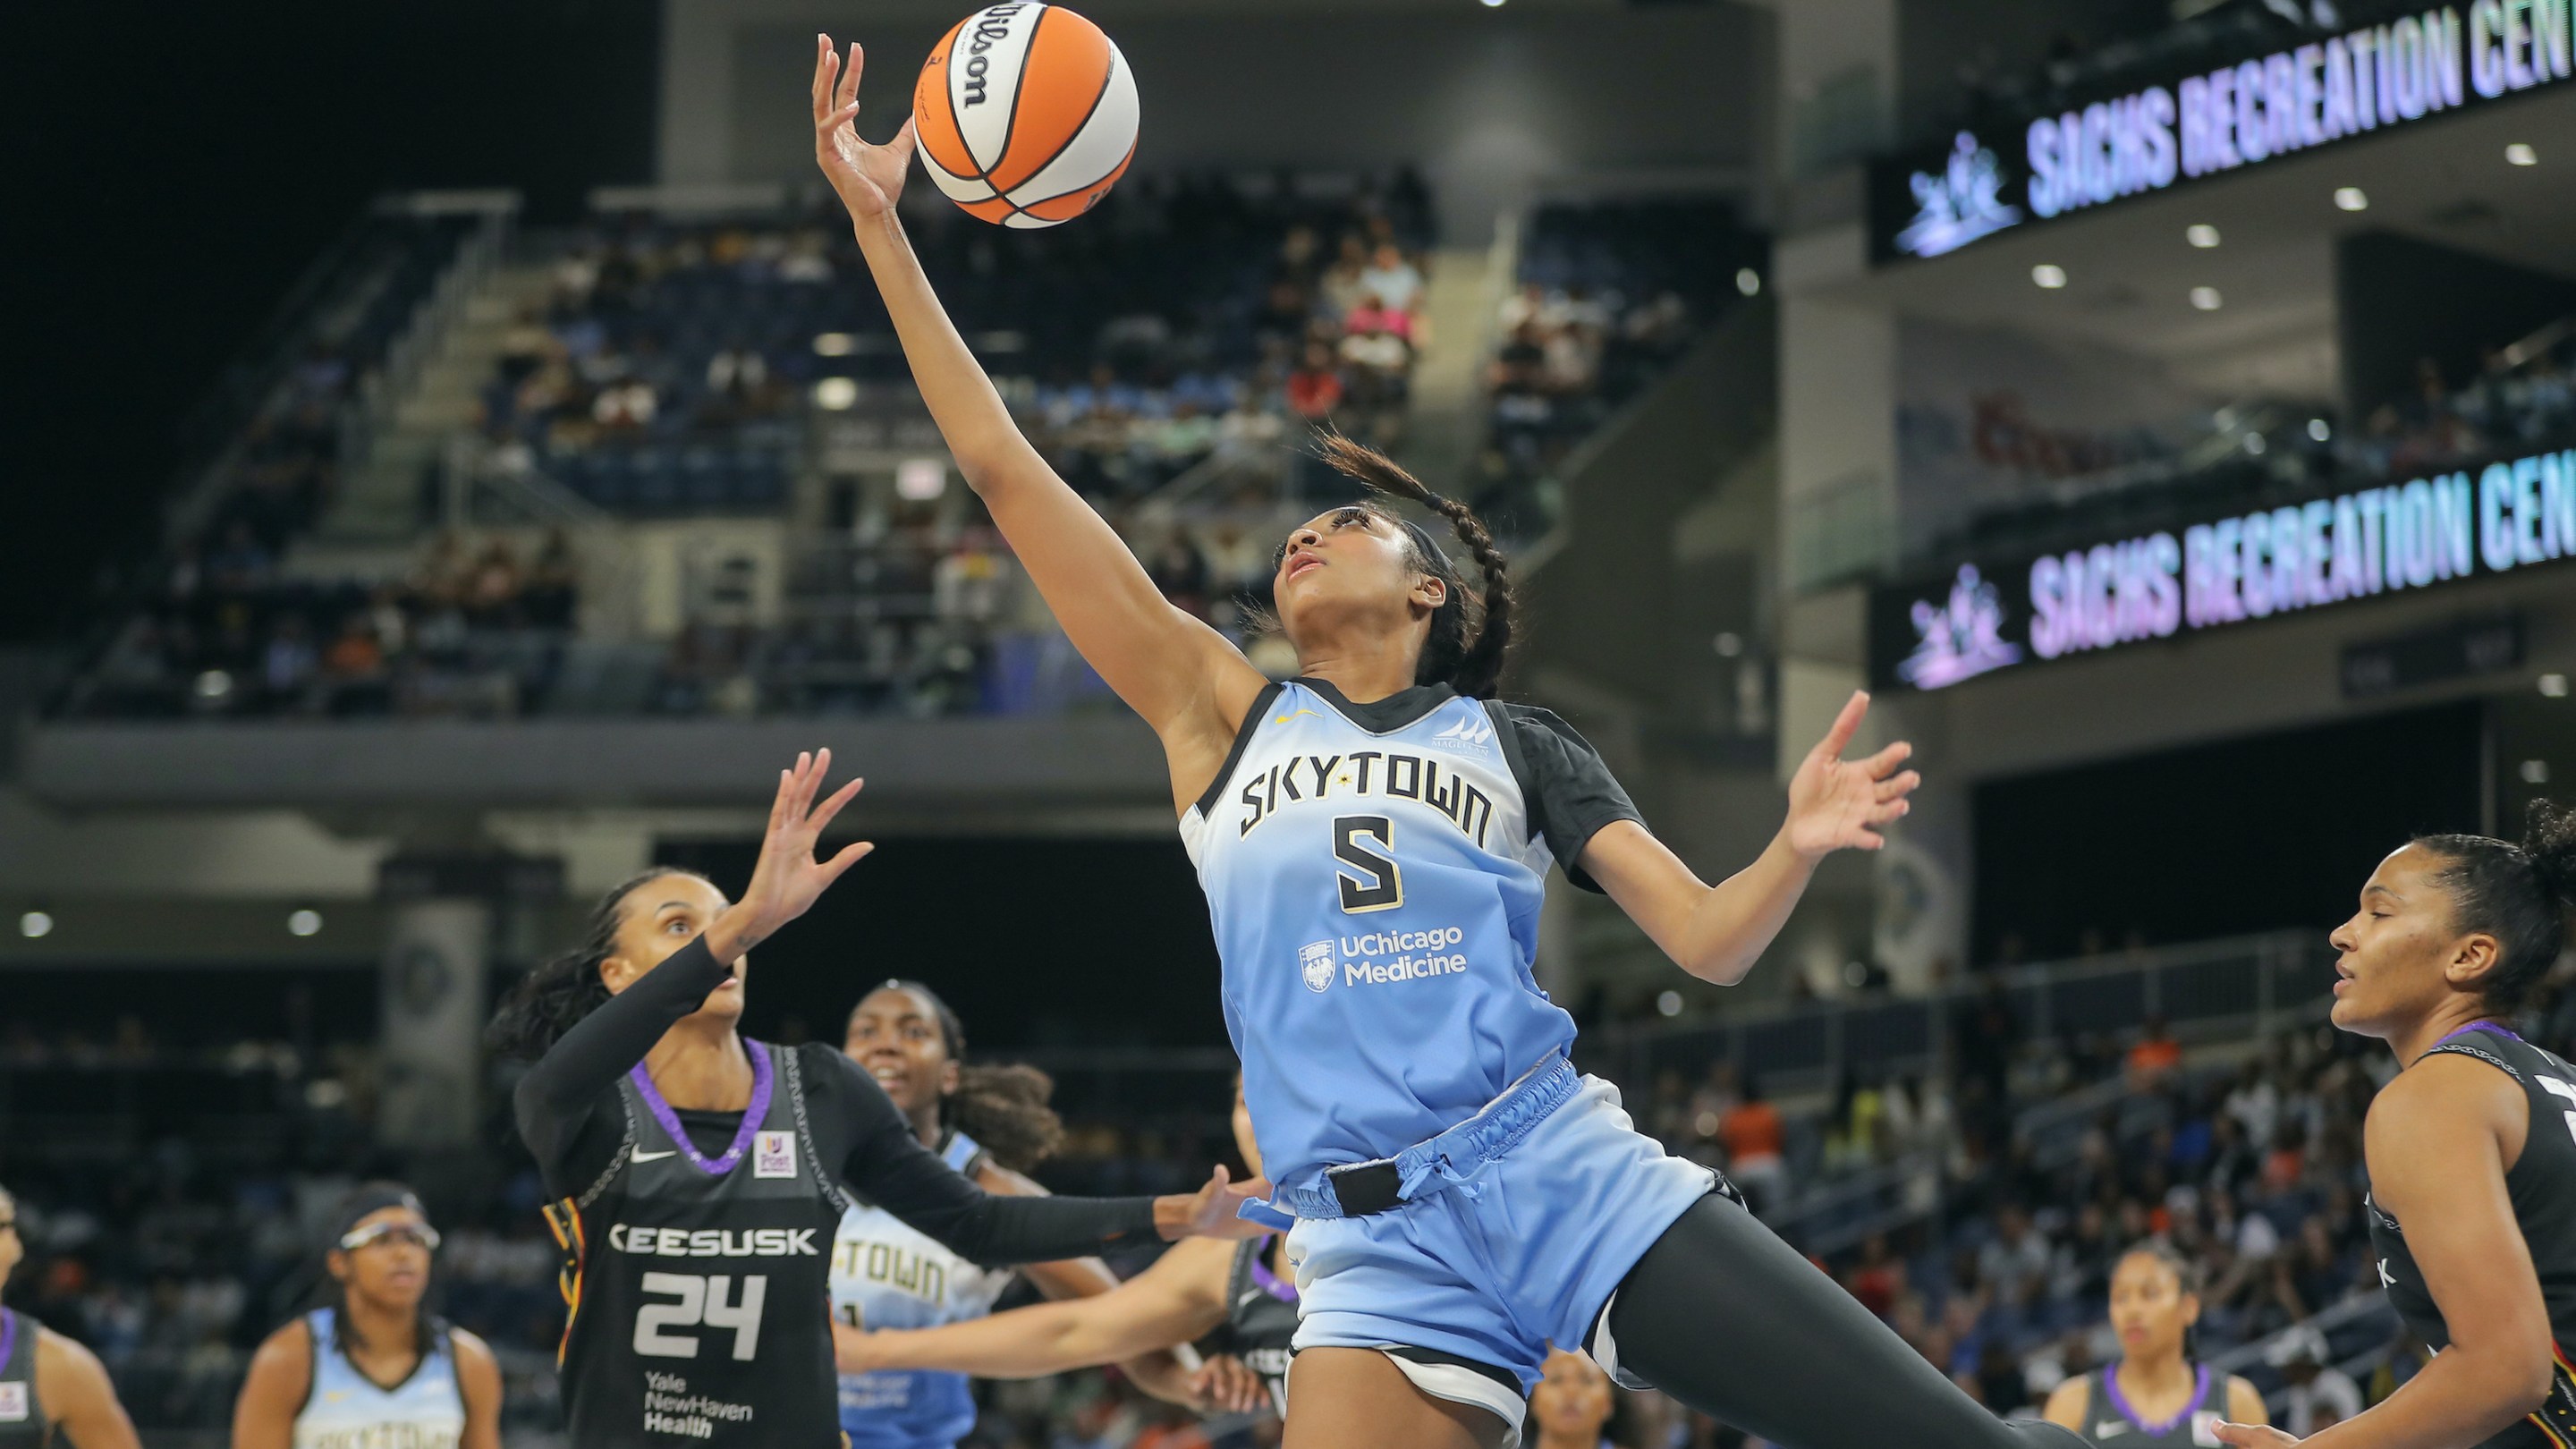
[1870,445,2576,690]
[1870,0,2576,262]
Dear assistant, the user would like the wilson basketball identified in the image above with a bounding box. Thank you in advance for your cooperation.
[913,3,1139,229]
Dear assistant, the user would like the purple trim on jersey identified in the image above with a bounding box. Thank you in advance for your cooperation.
[1249,1237,1298,1303]
[628,1040,774,1177]
[0,1309,16,1372]
[2433,1020,2524,1051]
[2102,1362,2208,1436]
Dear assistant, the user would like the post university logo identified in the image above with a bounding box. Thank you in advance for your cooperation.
[1298,941,1335,993]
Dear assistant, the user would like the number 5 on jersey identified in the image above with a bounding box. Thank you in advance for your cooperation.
[1334,816,1402,914]
[635,1272,767,1360]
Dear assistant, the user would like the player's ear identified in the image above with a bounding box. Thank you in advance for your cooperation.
[1411,573,1447,612]
[937,1058,962,1098]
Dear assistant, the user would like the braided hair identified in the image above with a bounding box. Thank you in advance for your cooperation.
[1300,432,1518,699]
[860,980,1065,1174]
[487,867,719,1060]
[2413,799,2576,1015]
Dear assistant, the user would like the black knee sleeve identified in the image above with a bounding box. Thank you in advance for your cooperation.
[1601,1194,2086,1449]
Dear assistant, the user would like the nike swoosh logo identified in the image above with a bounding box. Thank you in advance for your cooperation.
[631,1148,677,1163]
[1275,709,1318,723]
[1237,1290,1262,1307]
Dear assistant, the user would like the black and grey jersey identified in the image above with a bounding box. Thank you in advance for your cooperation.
[545,1041,851,1448]
[2366,1022,2576,1449]
[1210,1235,1299,1419]
[2071,1364,2222,1446]
[0,1310,49,1449]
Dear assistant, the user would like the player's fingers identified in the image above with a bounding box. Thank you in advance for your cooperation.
[1867,799,1911,826]
[840,41,863,114]
[823,840,877,880]
[1858,738,1912,778]
[810,775,866,831]
[1809,690,1869,762]
[1874,769,1921,803]
[764,767,796,835]
[812,36,836,120]
[891,115,919,165]
[1849,827,1885,850]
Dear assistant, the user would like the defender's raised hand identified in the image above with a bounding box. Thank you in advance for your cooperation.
[708,749,873,962]
[813,35,918,220]
[1783,691,1920,859]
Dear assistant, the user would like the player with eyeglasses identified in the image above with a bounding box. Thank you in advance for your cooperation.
[0,1179,143,1448]
[231,1182,502,1449]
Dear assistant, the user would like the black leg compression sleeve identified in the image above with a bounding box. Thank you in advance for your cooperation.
[1604,1195,2086,1449]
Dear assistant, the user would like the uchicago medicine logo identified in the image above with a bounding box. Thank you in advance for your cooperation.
[1299,941,1335,994]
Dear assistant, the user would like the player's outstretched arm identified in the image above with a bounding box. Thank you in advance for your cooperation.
[1582,691,1918,985]
[836,1235,1231,1384]
[810,37,1267,767]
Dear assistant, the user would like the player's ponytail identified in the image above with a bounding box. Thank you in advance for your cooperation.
[2414,800,2576,1015]
[873,979,1066,1174]
[487,868,717,1060]
[1314,432,1516,699]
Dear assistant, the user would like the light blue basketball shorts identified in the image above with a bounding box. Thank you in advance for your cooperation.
[1283,1072,1716,1435]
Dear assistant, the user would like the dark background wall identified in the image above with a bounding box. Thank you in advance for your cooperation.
[0,1,661,644]
[2337,231,2576,419]
[1971,700,2486,962]
[656,837,1225,1052]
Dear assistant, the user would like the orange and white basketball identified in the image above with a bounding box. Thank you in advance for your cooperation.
[913,3,1139,229]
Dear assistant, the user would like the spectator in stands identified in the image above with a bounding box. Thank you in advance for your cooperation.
[1357,241,1425,317]
[1979,1204,2053,1309]
[2267,1326,2362,1435]
[1317,233,1372,319]
[1285,343,1343,422]
[2125,1015,2183,1088]
[1717,1073,1786,1213]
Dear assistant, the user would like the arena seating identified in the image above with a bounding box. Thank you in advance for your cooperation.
[1474,195,1767,538]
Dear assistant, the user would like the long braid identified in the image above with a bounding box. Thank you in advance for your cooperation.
[1312,432,1517,698]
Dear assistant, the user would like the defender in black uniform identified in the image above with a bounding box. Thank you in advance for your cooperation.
[2216,802,2576,1449]
[0,1182,143,1449]
[2044,1244,2264,1447]
[493,753,1261,1448]
[833,1080,1299,1419]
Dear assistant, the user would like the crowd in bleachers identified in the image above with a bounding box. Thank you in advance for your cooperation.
[65,528,580,720]
[483,172,1435,518]
[2347,334,2576,482]
[1475,197,1763,538]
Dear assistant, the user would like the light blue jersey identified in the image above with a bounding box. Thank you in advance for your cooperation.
[1182,679,1716,1433]
[829,1131,1016,1449]
[1181,679,1601,1195]
[292,1308,465,1449]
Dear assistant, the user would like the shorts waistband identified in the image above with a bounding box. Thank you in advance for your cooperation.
[1260,1054,1580,1223]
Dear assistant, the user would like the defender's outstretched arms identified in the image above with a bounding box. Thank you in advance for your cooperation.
[811,38,1267,808]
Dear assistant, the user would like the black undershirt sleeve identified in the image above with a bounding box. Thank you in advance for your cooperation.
[1490,703,1647,893]
[808,1048,1162,1263]
[513,935,733,1195]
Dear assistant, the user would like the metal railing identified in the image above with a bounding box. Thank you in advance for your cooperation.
[1584,928,2329,1101]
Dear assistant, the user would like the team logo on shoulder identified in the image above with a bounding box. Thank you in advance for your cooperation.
[0,1384,25,1420]
[754,1130,796,1179]
[1298,941,1335,993]
[1428,713,1495,755]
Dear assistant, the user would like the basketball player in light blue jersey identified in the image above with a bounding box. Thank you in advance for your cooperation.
[831,981,1194,1447]
[231,1183,501,1449]
[816,39,2087,1449]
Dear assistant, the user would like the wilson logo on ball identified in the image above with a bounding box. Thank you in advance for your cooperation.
[914,2,1140,229]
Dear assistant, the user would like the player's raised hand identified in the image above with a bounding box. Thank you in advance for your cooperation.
[712,750,873,961]
[1783,691,1919,860]
[814,36,918,219]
